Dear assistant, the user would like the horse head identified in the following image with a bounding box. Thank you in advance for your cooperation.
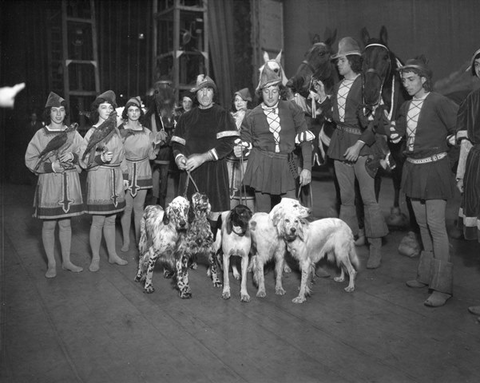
[259,50,288,87]
[361,25,408,119]
[150,80,176,128]
[286,28,338,98]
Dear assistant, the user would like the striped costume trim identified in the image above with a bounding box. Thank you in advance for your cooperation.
[171,135,186,145]
[217,130,240,139]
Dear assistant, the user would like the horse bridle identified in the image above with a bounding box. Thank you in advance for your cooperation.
[363,42,396,120]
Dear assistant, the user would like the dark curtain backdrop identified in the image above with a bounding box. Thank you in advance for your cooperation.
[208,0,235,109]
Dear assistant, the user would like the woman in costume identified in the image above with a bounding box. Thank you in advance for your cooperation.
[25,92,84,278]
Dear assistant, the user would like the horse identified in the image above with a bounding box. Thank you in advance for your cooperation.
[361,26,419,246]
[144,80,179,207]
[284,30,340,213]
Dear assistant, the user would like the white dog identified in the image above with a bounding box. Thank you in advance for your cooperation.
[249,198,311,297]
[279,213,360,303]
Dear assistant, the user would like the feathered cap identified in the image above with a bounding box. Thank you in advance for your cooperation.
[234,88,252,102]
[467,48,480,77]
[332,37,361,59]
[94,90,117,108]
[190,74,217,93]
[257,64,282,91]
[125,96,142,110]
[398,55,432,79]
[45,92,65,108]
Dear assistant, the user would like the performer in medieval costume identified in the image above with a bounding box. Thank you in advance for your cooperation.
[237,64,314,212]
[25,92,84,278]
[171,74,238,223]
[314,37,388,269]
[80,90,128,272]
[119,96,162,252]
[387,57,458,307]
[227,87,254,209]
[455,48,480,317]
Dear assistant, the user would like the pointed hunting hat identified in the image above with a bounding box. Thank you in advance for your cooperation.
[190,74,217,93]
[125,96,142,109]
[234,88,252,102]
[45,92,65,108]
[94,90,117,107]
[332,37,362,59]
[398,56,432,79]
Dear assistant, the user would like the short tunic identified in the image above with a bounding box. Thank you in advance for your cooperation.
[119,124,157,197]
[455,87,480,240]
[80,125,127,214]
[171,104,238,212]
[322,76,376,161]
[393,92,458,200]
[241,100,313,194]
[25,126,85,219]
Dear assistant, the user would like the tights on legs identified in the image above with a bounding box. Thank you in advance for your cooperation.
[42,220,57,278]
[121,190,147,251]
[89,214,128,272]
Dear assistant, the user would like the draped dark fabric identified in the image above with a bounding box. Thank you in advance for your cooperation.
[208,0,235,109]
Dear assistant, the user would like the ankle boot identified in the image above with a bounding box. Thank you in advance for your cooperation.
[367,238,382,269]
[406,251,433,288]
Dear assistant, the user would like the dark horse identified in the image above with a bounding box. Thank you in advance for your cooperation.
[361,26,419,235]
[286,29,340,211]
[144,80,178,207]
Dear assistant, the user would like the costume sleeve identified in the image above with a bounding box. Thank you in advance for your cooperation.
[210,109,238,160]
[24,131,49,174]
[171,114,187,160]
[456,138,473,181]
[437,96,459,141]
[289,102,313,171]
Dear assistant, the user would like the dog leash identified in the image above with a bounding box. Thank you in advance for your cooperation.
[183,170,199,197]
[238,153,247,205]
[297,183,313,208]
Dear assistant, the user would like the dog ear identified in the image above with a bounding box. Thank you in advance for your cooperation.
[270,205,284,226]
[163,208,170,225]
[297,219,307,241]
[225,211,233,235]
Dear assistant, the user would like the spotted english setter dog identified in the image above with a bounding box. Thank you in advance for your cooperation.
[213,204,253,302]
[135,196,190,295]
[175,192,222,298]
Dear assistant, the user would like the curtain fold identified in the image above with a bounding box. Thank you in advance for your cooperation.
[208,0,235,109]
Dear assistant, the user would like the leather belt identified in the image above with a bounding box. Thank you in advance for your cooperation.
[406,152,447,164]
[338,125,362,135]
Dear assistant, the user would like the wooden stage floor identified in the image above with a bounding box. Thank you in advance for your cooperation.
[1,172,480,383]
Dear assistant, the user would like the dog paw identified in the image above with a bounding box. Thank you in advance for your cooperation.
[233,270,240,280]
[180,291,192,299]
[213,280,223,288]
[163,270,174,279]
[344,286,355,293]
[292,296,306,304]
[241,294,250,303]
[333,276,345,283]
[144,286,155,294]
[190,262,198,270]
[283,265,292,273]
[134,275,142,282]
[222,290,231,300]
[275,287,286,296]
[256,290,266,298]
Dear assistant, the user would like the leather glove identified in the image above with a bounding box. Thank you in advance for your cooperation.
[175,154,187,170]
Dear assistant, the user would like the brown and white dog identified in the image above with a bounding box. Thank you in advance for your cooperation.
[135,196,190,294]
[249,198,311,297]
[279,214,360,303]
[214,204,253,302]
